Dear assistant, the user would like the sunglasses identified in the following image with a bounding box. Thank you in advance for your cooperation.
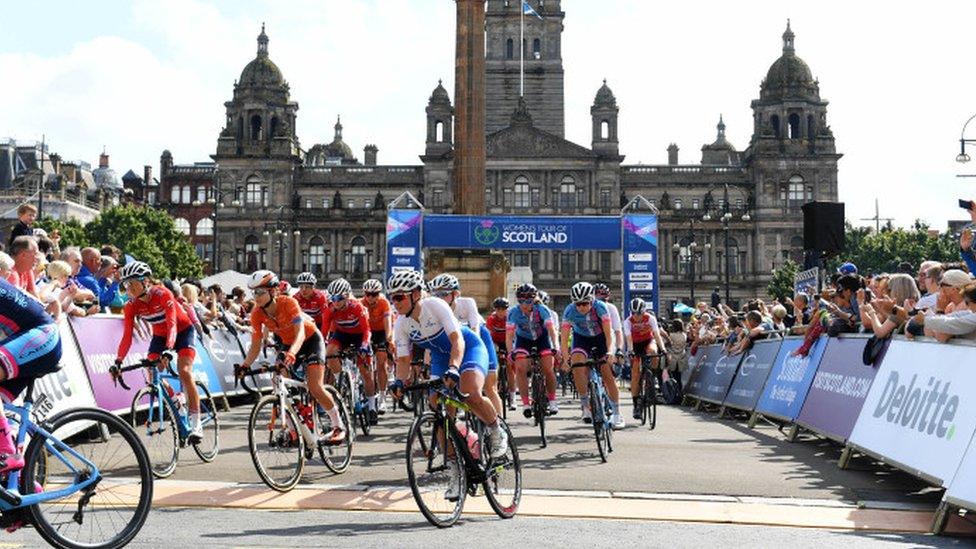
[391,293,410,303]
[433,290,453,298]
[575,301,592,307]
[364,291,380,297]
[518,298,535,305]
[330,294,347,303]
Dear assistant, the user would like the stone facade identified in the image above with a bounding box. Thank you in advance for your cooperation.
[161,12,840,313]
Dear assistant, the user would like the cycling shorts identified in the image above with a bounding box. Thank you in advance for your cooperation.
[429,327,488,380]
[631,339,652,357]
[513,334,553,358]
[571,333,607,359]
[479,324,498,372]
[0,324,62,401]
[329,331,364,351]
[148,327,196,361]
[371,330,390,353]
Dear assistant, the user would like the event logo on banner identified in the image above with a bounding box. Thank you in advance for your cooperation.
[699,350,743,404]
[686,345,723,399]
[795,336,883,442]
[386,209,423,283]
[722,339,783,411]
[622,214,659,314]
[848,340,976,486]
[755,336,828,422]
[422,215,621,251]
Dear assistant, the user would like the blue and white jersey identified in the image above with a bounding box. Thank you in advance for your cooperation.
[0,278,52,339]
[561,299,610,338]
[506,303,551,340]
[451,296,485,333]
[394,297,461,357]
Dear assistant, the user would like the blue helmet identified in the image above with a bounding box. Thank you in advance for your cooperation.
[838,262,858,275]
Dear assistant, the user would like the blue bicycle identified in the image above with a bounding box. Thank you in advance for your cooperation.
[572,351,614,462]
[110,356,220,478]
[0,380,153,548]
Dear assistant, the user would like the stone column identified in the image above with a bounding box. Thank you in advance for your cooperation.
[453,0,486,215]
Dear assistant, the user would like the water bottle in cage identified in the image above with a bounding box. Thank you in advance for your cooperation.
[455,420,481,460]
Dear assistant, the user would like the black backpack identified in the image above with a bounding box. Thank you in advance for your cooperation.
[660,376,683,405]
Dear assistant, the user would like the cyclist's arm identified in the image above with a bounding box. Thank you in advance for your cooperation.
[241,320,266,368]
[505,324,515,357]
[447,329,464,368]
[116,304,136,362]
[603,317,616,356]
[358,305,371,346]
[383,303,393,341]
[546,318,558,351]
[161,294,178,350]
[393,318,411,381]
[560,321,572,360]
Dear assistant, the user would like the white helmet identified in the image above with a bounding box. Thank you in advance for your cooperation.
[363,279,383,293]
[570,282,595,302]
[247,270,279,290]
[296,272,317,285]
[120,261,152,281]
[630,297,646,315]
[388,270,425,294]
[327,278,352,296]
[429,273,460,292]
[538,290,550,306]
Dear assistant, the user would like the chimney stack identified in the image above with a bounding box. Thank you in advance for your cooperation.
[364,144,378,166]
[99,149,109,168]
[143,165,152,186]
[667,143,679,166]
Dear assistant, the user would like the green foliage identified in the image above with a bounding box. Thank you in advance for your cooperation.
[827,221,960,274]
[767,259,800,301]
[83,205,203,279]
[34,217,89,249]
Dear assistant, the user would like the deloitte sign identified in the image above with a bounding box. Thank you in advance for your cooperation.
[871,371,959,439]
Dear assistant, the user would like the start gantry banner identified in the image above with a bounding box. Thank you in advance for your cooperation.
[421,215,622,250]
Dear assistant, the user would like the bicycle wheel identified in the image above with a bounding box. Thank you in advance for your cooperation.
[406,413,465,528]
[603,393,615,454]
[483,418,521,519]
[247,395,305,492]
[357,384,372,438]
[589,381,607,463]
[645,372,657,431]
[23,407,153,549]
[498,364,509,420]
[532,373,547,448]
[129,386,179,478]
[192,381,220,462]
[319,387,353,474]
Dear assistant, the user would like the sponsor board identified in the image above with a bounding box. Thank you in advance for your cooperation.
[754,336,828,422]
[392,246,416,256]
[794,267,819,295]
[698,349,743,404]
[628,253,654,262]
[722,339,783,411]
[629,272,654,281]
[629,282,654,291]
[944,430,976,511]
[685,345,723,398]
[848,340,976,485]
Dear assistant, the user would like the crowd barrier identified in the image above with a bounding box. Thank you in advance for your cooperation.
[682,333,976,533]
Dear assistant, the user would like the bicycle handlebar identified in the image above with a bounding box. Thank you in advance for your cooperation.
[109,356,177,391]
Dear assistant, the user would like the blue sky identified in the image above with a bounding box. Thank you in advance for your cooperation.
[2,0,976,230]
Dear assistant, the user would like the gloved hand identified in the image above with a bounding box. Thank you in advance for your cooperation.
[359,344,373,357]
[114,358,123,368]
[160,349,177,366]
[282,351,296,367]
[444,367,461,387]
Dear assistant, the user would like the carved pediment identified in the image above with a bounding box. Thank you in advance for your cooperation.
[486,126,596,160]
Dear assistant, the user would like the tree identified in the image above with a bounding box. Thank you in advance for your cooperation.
[35,217,89,249]
[827,222,960,275]
[767,259,800,302]
[84,205,203,279]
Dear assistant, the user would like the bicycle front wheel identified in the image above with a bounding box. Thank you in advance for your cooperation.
[406,413,465,528]
[532,374,547,448]
[319,387,353,474]
[192,381,220,462]
[248,395,305,492]
[645,372,657,431]
[483,418,521,519]
[589,381,607,463]
[130,386,178,478]
[24,407,153,549]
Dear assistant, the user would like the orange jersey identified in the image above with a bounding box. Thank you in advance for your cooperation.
[250,295,317,346]
[362,295,392,331]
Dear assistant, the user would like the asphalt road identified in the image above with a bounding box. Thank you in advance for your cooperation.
[7,507,968,548]
[159,389,937,506]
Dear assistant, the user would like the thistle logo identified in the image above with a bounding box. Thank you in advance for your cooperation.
[474,219,499,246]
[872,371,959,439]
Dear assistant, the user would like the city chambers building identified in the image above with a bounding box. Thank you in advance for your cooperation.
[159,1,839,311]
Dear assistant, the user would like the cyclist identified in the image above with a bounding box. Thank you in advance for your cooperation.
[114,261,204,442]
[295,272,329,327]
[594,283,624,362]
[486,297,516,410]
[321,278,378,424]
[625,297,666,420]
[427,273,502,415]
[560,282,623,429]
[0,278,62,472]
[505,283,559,418]
[538,290,561,352]
[361,278,392,414]
[239,270,346,445]
[388,270,508,465]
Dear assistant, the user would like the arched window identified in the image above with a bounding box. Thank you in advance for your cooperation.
[349,236,367,276]
[770,114,781,138]
[244,235,260,272]
[532,38,541,59]
[250,114,262,141]
[435,121,444,142]
[514,176,530,208]
[506,38,514,60]
[174,218,190,235]
[559,176,577,208]
[673,198,683,210]
[788,113,801,139]
[196,218,213,236]
[308,237,325,275]
[785,175,812,204]
[601,120,610,140]
[170,185,181,204]
[246,177,263,206]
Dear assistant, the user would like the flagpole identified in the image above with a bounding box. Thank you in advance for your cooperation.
[520,1,524,98]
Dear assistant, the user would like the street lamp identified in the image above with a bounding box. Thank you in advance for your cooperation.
[263,206,298,277]
[672,218,710,304]
[701,182,751,306]
[193,179,240,273]
[957,114,976,165]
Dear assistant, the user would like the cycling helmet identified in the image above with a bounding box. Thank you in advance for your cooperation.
[492,297,510,309]
[570,282,595,302]
[429,273,460,292]
[515,283,538,299]
[247,270,279,290]
[363,279,383,293]
[538,290,550,306]
[594,283,611,298]
[630,297,646,315]
[296,272,317,285]
[387,270,425,294]
[119,261,152,281]
[327,278,352,297]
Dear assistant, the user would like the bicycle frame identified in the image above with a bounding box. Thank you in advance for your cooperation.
[139,368,192,440]
[574,360,613,429]
[267,368,319,450]
[422,386,490,482]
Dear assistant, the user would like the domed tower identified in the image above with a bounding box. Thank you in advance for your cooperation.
[215,24,300,161]
[591,79,620,159]
[424,80,454,159]
[306,116,358,166]
[701,115,739,165]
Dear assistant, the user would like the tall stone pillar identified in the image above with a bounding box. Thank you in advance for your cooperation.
[454,0,486,215]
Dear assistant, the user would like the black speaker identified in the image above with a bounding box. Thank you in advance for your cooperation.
[802,202,845,253]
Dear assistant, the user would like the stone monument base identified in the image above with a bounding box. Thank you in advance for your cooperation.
[427,249,509,312]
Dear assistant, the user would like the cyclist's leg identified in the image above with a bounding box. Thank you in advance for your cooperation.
[458,368,496,425]
[484,369,502,415]
[325,337,342,375]
[357,351,376,397]
[172,329,199,413]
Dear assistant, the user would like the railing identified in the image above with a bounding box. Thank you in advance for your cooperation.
[622,165,747,175]
[302,165,423,176]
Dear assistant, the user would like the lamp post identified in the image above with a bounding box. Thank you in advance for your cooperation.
[193,175,240,273]
[672,217,709,304]
[701,182,751,306]
[956,114,976,177]
[261,206,299,278]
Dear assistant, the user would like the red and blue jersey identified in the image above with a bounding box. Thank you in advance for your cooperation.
[117,286,192,361]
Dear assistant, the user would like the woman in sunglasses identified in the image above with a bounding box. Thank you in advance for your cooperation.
[560,282,622,429]
[388,270,508,460]
[322,278,379,424]
[505,283,559,418]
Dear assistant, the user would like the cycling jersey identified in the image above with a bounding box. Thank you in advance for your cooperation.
[561,300,610,337]
[250,295,317,347]
[624,313,659,343]
[295,289,328,326]
[393,297,487,378]
[485,312,508,347]
[451,296,484,333]
[362,295,392,331]
[117,286,193,361]
[601,299,622,333]
[320,299,370,346]
[0,279,62,400]
[506,304,552,340]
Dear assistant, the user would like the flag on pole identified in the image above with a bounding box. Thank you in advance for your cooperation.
[522,1,543,19]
